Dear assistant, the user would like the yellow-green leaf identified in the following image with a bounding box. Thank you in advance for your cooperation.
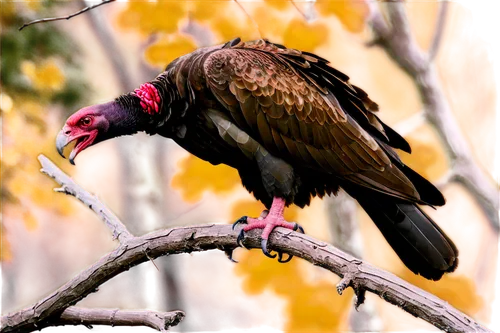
[145,34,197,67]
[21,59,65,92]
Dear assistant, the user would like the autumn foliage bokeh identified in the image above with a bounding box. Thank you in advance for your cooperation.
[0,0,498,333]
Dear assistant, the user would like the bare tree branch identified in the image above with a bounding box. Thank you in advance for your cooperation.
[1,155,491,333]
[326,192,382,332]
[369,1,499,230]
[55,307,185,332]
[19,0,116,31]
[429,0,450,61]
[38,155,132,243]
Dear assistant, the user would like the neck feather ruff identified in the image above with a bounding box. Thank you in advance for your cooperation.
[133,83,161,115]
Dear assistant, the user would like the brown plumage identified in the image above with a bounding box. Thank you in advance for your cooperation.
[164,39,428,205]
[57,38,458,280]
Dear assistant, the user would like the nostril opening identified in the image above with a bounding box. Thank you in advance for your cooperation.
[64,130,71,135]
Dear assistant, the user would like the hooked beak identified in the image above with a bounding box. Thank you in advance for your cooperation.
[56,130,69,159]
[56,127,98,165]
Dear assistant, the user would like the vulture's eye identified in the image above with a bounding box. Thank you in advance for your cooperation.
[80,117,92,127]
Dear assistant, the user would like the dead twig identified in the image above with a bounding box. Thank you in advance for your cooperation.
[38,155,132,243]
[19,0,116,31]
[56,307,185,332]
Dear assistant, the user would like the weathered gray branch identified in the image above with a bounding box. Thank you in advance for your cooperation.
[369,1,499,230]
[39,155,132,243]
[55,307,184,332]
[2,224,490,333]
[0,155,491,333]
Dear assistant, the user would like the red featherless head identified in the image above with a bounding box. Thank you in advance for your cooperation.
[56,99,148,165]
[134,83,161,115]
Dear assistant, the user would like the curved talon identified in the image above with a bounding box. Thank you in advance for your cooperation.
[224,249,238,263]
[232,203,303,263]
[278,251,293,263]
[232,216,248,230]
[237,229,246,248]
[261,239,277,259]
[293,223,305,234]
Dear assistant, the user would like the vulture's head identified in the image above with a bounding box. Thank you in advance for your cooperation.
[57,83,164,164]
[56,96,143,165]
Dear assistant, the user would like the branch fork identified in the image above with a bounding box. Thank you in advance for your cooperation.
[336,270,366,310]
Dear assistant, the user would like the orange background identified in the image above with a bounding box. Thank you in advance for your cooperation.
[1,1,498,332]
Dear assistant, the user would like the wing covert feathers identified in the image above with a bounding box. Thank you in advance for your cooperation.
[202,39,435,204]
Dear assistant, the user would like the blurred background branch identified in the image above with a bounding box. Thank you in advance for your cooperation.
[428,0,449,61]
[326,192,382,332]
[369,0,499,230]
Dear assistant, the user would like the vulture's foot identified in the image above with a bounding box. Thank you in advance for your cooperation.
[232,197,304,263]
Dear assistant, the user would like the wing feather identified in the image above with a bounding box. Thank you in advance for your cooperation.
[202,40,422,202]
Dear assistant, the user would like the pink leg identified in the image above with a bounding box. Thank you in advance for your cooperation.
[232,197,304,262]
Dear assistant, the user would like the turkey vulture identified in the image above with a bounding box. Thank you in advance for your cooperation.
[56,38,458,280]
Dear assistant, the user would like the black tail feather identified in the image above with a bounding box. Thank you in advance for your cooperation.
[345,186,458,280]
[400,165,446,206]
